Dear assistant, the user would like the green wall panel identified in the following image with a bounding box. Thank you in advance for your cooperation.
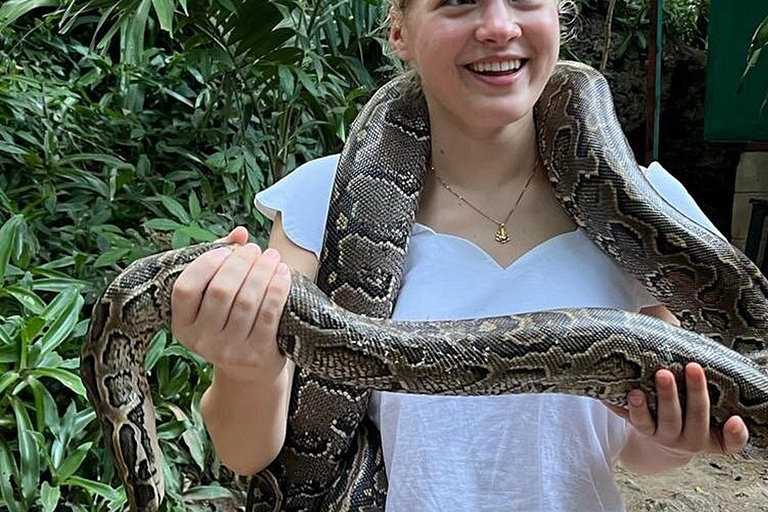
[705,0,768,142]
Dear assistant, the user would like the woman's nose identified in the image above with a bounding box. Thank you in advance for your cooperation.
[475,0,523,44]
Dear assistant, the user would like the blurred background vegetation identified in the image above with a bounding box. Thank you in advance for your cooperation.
[0,0,716,510]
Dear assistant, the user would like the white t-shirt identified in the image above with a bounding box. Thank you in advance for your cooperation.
[254,154,723,512]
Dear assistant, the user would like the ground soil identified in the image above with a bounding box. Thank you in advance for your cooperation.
[617,453,768,511]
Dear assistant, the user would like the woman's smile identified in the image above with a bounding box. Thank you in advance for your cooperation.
[465,57,528,87]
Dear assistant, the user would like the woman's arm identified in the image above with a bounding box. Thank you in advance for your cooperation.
[192,216,319,475]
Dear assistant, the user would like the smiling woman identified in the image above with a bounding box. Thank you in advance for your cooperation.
[178,0,755,511]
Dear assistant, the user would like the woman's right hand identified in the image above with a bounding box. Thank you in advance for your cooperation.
[171,226,292,385]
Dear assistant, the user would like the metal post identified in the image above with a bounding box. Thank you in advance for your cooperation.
[654,0,665,161]
[645,0,665,164]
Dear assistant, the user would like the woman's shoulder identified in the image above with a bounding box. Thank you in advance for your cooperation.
[254,154,340,258]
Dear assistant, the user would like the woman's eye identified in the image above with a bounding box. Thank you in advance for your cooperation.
[443,0,476,6]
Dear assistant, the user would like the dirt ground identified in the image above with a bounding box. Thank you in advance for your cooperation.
[617,453,768,511]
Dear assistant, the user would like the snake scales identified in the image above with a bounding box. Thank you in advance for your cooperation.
[80,62,768,512]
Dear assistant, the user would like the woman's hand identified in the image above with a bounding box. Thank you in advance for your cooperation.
[614,362,750,474]
[171,226,292,385]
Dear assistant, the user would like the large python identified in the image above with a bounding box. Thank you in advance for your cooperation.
[80,62,768,512]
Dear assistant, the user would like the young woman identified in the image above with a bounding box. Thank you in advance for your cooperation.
[171,0,749,509]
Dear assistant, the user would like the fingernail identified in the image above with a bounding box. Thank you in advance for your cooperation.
[277,263,290,276]
[628,392,644,407]
[263,248,278,259]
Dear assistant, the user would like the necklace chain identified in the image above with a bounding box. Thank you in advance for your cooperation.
[432,158,539,244]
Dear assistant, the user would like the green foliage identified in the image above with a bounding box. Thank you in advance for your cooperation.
[570,0,709,62]
[0,0,390,509]
[739,12,768,112]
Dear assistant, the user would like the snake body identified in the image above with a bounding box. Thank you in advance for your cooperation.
[80,62,768,512]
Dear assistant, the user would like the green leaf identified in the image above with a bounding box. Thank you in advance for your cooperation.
[36,290,84,360]
[58,153,134,170]
[0,436,23,512]
[182,427,205,471]
[162,361,190,399]
[30,368,86,397]
[0,215,22,287]
[40,481,60,512]
[145,218,183,231]
[0,345,17,364]
[188,191,201,219]
[0,141,29,156]
[172,230,190,248]
[94,248,132,268]
[158,195,191,223]
[0,0,60,32]
[145,330,167,371]
[1,286,46,315]
[0,372,20,396]
[26,377,54,433]
[40,287,79,323]
[54,442,92,481]
[63,476,121,502]
[156,419,186,439]
[22,317,45,346]
[179,225,218,242]
[11,398,39,503]
[151,0,174,35]
[278,65,295,98]
[31,278,87,293]
[183,485,234,501]
[0,324,12,346]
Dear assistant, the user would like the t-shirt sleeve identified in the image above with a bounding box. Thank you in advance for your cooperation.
[254,154,340,258]
[645,162,726,241]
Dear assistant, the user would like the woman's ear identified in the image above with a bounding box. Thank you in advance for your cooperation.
[388,9,412,61]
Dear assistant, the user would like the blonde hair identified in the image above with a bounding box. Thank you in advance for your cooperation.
[384,0,578,93]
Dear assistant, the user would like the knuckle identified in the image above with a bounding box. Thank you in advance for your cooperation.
[206,283,232,301]
[172,280,197,302]
[259,307,279,325]
[232,293,259,313]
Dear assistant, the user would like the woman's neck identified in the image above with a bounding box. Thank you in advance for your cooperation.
[429,112,539,191]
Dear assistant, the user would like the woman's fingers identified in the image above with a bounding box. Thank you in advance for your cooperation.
[227,226,249,245]
[718,415,749,454]
[197,244,262,332]
[681,363,711,450]
[248,262,292,344]
[223,248,281,343]
[171,247,233,331]
[622,363,751,457]
[653,369,683,441]
[626,390,656,436]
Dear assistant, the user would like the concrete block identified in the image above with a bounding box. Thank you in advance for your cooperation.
[735,152,768,193]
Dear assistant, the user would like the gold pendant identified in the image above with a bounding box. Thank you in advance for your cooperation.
[495,224,510,244]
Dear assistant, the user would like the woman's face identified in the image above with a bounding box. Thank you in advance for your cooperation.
[390,0,560,134]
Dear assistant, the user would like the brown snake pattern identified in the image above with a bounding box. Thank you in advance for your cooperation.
[80,62,768,512]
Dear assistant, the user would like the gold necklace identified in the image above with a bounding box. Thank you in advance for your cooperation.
[432,158,539,245]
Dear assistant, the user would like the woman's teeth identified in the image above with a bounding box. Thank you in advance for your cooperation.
[468,59,523,74]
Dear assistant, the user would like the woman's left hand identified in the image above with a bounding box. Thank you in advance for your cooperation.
[613,362,750,474]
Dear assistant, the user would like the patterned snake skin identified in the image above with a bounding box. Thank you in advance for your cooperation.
[80,62,768,512]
